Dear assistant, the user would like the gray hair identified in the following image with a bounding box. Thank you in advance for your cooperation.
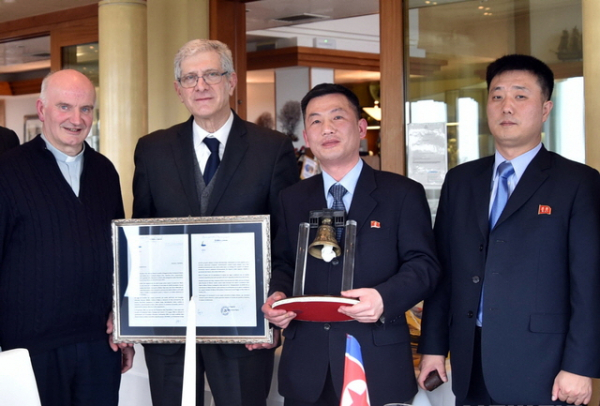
[173,39,235,81]
[39,71,54,105]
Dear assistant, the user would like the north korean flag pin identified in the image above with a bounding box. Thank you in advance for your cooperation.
[538,205,552,215]
[370,220,381,228]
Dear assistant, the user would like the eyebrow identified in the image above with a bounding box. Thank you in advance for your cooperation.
[307,107,347,118]
[491,85,530,92]
[182,69,219,76]
[55,102,94,110]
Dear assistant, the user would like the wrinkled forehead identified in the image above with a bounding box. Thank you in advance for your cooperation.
[181,50,223,72]
[47,72,96,102]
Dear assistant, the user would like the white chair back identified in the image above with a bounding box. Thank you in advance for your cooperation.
[0,348,42,406]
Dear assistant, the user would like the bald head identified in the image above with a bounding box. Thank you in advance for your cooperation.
[40,69,96,106]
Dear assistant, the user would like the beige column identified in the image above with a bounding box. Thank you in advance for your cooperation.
[580,2,600,404]
[583,0,600,172]
[99,0,148,218]
[147,0,209,133]
[584,5,600,403]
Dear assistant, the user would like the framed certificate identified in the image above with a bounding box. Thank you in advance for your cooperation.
[112,215,273,344]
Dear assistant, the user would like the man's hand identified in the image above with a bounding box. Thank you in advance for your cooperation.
[106,312,133,351]
[106,313,136,373]
[246,329,280,351]
[338,288,383,323]
[262,291,296,329]
[552,370,592,405]
[120,346,135,373]
[417,354,448,390]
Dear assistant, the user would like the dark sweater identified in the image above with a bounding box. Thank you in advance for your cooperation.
[0,126,19,156]
[0,136,124,354]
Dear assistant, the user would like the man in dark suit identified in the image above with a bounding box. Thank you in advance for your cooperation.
[133,39,298,406]
[418,54,600,406]
[261,83,440,406]
[0,125,19,155]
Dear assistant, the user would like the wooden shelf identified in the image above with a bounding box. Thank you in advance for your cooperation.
[248,46,447,76]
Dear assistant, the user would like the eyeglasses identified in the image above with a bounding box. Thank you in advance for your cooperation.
[178,71,229,88]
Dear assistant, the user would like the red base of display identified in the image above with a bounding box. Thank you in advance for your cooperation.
[272,296,359,322]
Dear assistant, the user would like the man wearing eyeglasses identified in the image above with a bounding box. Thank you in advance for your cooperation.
[132,39,298,406]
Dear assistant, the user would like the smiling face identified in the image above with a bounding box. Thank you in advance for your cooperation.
[174,50,237,132]
[36,70,95,156]
[487,70,553,159]
[302,93,367,179]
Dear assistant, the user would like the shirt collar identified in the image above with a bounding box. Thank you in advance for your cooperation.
[493,142,542,182]
[322,159,363,202]
[41,133,85,163]
[193,110,234,146]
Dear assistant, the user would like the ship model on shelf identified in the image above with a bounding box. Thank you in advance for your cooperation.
[556,27,582,61]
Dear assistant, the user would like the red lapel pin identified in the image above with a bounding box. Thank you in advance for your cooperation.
[538,205,552,215]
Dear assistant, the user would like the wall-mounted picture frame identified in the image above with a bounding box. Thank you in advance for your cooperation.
[23,114,42,142]
[0,100,6,128]
[112,215,273,345]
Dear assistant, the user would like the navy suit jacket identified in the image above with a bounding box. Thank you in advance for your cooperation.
[0,126,19,156]
[269,163,440,406]
[419,146,600,404]
[133,111,299,357]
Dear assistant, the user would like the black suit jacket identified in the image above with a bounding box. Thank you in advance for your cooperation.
[133,111,299,356]
[269,163,440,406]
[0,126,19,156]
[419,146,600,404]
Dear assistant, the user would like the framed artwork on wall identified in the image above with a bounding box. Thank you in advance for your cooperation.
[23,115,42,142]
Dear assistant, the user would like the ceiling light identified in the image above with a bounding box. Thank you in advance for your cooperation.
[363,101,381,121]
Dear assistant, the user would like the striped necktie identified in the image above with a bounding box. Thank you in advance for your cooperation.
[329,183,347,241]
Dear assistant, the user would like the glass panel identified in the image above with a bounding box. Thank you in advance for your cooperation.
[61,43,100,151]
[406,0,582,216]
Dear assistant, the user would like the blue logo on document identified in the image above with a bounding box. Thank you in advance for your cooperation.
[221,306,230,316]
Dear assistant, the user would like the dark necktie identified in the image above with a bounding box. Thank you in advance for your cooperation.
[478,161,514,325]
[203,137,220,185]
[329,183,347,241]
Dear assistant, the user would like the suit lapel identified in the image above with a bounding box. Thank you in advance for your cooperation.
[494,147,550,228]
[302,176,328,221]
[173,117,202,215]
[347,163,377,234]
[472,157,494,237]
[205,112,249,215]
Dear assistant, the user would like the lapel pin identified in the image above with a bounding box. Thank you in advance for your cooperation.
[370,220,381,228]
[538,205,552,215]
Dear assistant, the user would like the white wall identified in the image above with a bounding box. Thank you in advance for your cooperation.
[0,94,39,143]
[247,82,276,126]
[530,0,582,63]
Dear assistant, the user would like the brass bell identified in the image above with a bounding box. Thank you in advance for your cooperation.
[308,217,342,260]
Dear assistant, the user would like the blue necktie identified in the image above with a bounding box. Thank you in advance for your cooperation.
[489,161,515,228]
[329,183,347,241]
[203,137,220,185]
[478,161,514,325]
